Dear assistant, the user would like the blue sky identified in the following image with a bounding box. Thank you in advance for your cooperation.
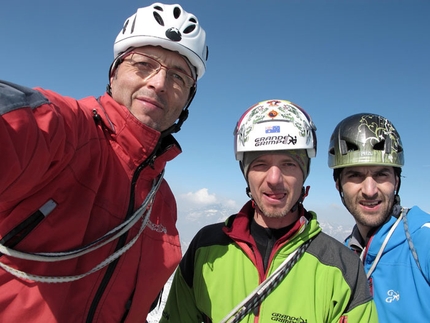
[2,0,430,235]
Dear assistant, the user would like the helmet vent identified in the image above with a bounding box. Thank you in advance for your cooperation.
[374,138,395,154]
[121,19,130,34]
[373,140,386,151]
[340,140,358,155]
[183,24,196,34]
[173,7,181,19]
[153,12,165,26]
[131,16,136,34]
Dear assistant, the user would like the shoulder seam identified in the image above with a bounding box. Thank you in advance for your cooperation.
[0,80,49,114]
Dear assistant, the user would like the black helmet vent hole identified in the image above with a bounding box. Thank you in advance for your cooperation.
[340,141,358,155]
[346,142,359,152]
[131,16,136,34]
[173,7,181,19]
[373,140,385,151]
[183,25,196,34]
[153,12,164,26]
[122,19,129,34]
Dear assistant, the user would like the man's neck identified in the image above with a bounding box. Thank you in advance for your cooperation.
[253,210,300,229]
[250,216,298,271]
[356,224,371,244]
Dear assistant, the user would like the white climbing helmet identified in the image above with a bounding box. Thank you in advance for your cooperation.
[234,99,317,174]
[113,2,208,79]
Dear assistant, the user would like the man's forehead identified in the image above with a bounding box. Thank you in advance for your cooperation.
[252,153,297,162]
[342,165,394,174]
[132,46,191,68]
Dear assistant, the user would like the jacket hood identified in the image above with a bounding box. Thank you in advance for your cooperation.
[368,206,429,256]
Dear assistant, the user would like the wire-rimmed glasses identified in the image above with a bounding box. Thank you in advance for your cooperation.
[123,51,196,91]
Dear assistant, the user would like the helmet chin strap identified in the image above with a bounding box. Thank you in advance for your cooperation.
[160,74,197,139]
[159,84,196,138]
[160,108,188,138]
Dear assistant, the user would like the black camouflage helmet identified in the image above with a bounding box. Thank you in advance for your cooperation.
[328,113,404,170]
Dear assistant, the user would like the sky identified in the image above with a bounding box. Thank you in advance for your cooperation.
[2,0,430,239]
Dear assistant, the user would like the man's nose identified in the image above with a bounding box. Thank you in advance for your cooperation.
[362,176,378,198]
[266,166,283,184]
[145,67,168,90]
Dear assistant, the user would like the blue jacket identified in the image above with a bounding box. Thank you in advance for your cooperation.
[345,206,430,322]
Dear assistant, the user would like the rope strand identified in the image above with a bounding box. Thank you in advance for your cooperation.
[220,238,312,323]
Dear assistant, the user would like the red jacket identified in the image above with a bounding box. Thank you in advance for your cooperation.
[0,80,182,322]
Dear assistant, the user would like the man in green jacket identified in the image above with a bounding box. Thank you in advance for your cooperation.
[161,99,378,323]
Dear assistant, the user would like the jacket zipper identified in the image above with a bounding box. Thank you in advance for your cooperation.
[86,152,158,322]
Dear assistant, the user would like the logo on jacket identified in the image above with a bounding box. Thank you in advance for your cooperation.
[271,312,307,322]
[422,223,430,229]
[147,220,167,233]
[385,290,400,303]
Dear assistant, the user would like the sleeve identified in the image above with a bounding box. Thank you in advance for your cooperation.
[0,80,77,200]
[308,233,380,323]
[338,301,379,323]
[159,260,203,323]
[337,246,379,322]
[410,211,430,284]
[335,249,379,323]
[159,225,212,323]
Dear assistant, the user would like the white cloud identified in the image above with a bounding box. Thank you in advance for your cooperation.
[180,188,217,205]
[224,199,239,209]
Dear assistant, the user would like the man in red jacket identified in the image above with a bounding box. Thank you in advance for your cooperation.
[0,2,207,322]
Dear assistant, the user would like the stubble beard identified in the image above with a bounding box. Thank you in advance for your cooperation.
[257,203,292,219]
[344,196,393,230]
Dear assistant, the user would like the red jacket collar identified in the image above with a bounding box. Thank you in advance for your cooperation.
[224,200,308,245]
[96,93,182,173]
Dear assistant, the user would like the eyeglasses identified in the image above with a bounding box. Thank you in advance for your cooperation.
[122,51,196,90]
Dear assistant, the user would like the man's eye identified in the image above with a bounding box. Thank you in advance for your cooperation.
[170,72,185,83]
[251,163,266,169]
[375,172,389,178]
[136,61,153,69]
[347,173,360,179]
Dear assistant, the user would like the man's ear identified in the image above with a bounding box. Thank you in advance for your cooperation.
[335,179,340,192]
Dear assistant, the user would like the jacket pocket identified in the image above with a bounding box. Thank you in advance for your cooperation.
[0,199,57,250]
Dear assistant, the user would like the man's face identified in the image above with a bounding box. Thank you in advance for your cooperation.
[110,46,193,132]
[338,166,398,232]
[248,153,304,227]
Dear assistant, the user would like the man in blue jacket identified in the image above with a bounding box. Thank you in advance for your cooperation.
[328,113,430,322]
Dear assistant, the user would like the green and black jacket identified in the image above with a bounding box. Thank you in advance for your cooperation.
[161,201,378,323]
